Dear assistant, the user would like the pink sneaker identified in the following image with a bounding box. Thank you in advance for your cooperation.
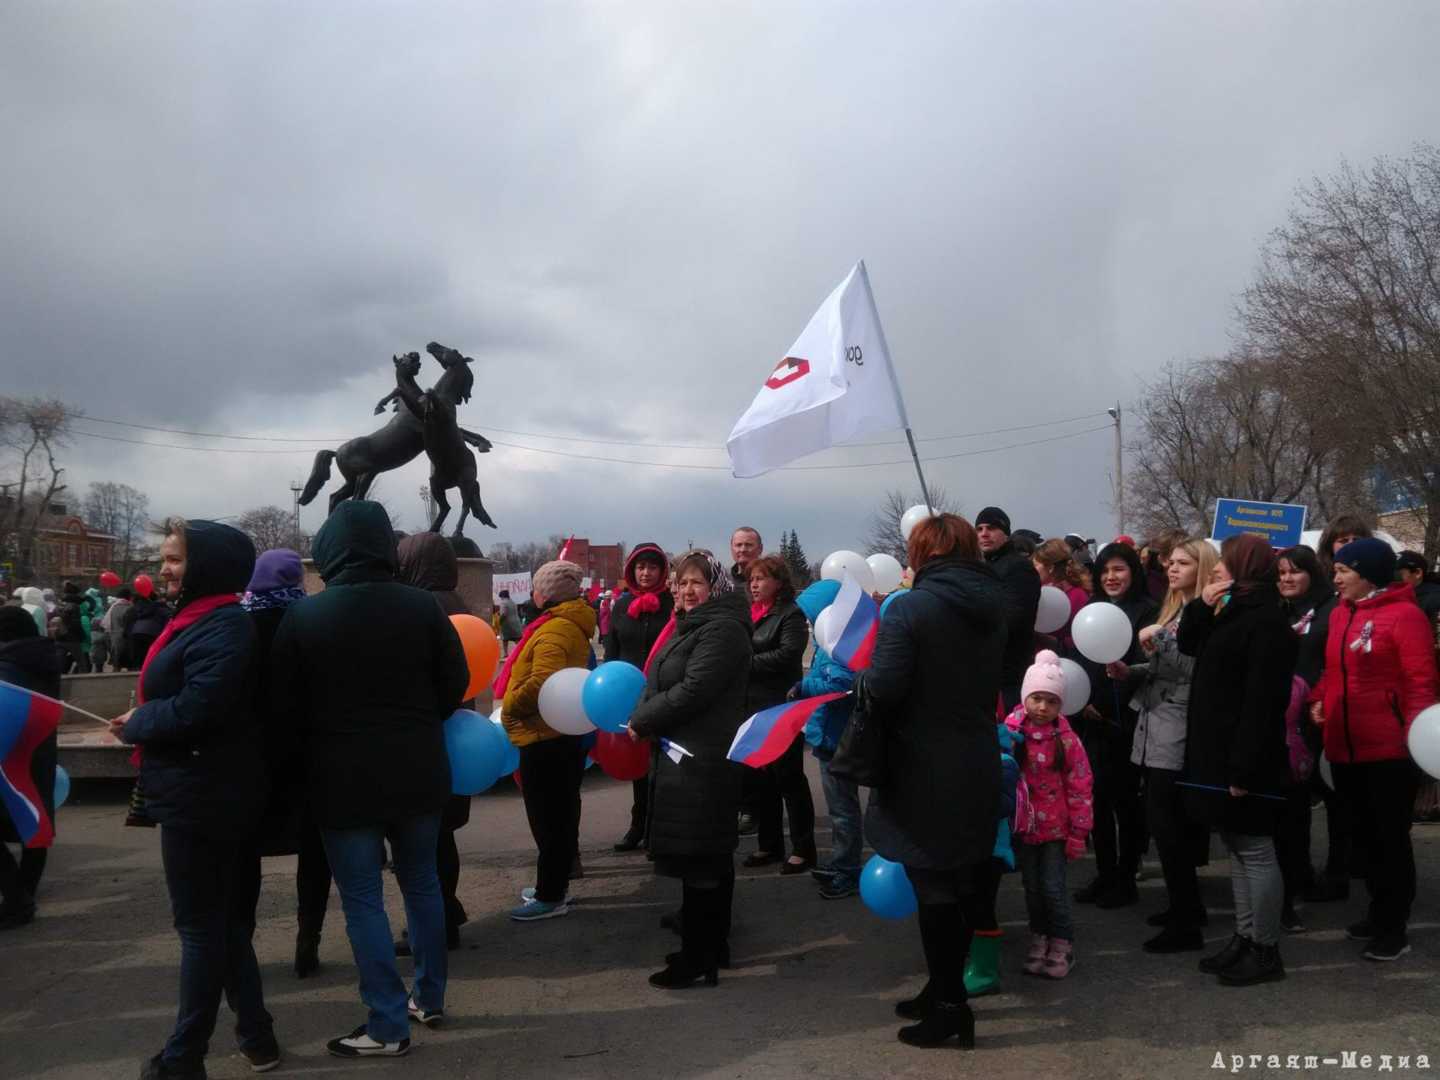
[1043,938,1075,979]
[1023,933,1049,976]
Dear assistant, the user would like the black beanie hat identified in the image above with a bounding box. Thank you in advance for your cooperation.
[1334,537,1397,590]
[975,506,1011,535]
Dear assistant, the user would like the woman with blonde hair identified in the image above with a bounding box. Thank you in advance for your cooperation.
[1032,539,1092,650]
[1108,537,1217,953]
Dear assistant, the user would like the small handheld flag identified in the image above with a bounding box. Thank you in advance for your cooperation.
[0,680,63,848]
[659,738,693,765]
[826,574,879,672]
[728,693,850,768]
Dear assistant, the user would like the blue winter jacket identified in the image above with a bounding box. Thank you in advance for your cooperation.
[995,721,1019,870]
[795,581,856,758]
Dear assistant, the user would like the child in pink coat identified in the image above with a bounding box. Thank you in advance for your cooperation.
[1004,650,1095,978]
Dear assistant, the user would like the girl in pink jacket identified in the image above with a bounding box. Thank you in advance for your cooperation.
[1005,650,1095,979]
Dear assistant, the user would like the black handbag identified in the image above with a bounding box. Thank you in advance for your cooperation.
[827,672,887,788]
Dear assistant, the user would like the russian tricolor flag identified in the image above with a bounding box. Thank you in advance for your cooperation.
[828,574,879,672]
[0,680,62,848]
[727,692,849,768]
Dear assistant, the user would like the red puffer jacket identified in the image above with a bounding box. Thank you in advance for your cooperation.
[1311,583,1439,764]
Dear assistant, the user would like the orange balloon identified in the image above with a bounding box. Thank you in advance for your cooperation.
[450,614,500,699]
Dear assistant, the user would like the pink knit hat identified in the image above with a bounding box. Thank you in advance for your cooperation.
[1021,649,1067,703]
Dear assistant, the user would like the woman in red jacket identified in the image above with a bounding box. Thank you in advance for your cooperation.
[1311,538,1438,962]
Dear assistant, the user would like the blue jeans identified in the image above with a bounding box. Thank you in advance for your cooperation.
[159,826,272,1069]
[818,756,862,883]
[1016,840,1074,941]
[322,814,446,1042]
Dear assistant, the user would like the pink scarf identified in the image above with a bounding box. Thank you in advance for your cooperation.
[493,612,554,699]
[750,600,773,624]
[131,593,241,765]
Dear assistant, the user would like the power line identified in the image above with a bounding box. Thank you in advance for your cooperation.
[71,422,1112,471]
[76,409,1111,452]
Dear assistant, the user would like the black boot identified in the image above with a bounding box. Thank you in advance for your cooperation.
[1143,925,1205,953]
[1073,876,1108,903]
[294,928,321,978]
[897,1001,975,1048]
[614,830,644,852]
[1095,879,1139,908]
[1219,941,1285,986]
[649,885,718,989]
[895,980,933,1020]
[1198,934,1250,974]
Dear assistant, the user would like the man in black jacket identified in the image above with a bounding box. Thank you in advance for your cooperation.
[269,502,469,1059]
[976,506,1041,709]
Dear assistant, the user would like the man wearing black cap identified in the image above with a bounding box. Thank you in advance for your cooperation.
[976,506,1041,709]
[1397,551,1440,622]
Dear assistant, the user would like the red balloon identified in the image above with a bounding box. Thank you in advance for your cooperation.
[591,730,650,781]
[133,574,155,599]
[99,570,121,588]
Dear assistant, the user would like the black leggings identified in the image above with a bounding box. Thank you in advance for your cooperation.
[519,736,586,902]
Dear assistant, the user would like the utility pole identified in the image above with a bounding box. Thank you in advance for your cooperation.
[1107,402,1124,537]
[289,480,303,550]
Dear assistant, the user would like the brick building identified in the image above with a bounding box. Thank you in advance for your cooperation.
[562,538,625,589]
[33,513,117,583]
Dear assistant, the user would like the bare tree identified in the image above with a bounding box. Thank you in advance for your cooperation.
[862,486,963,562]
[1123,354,1372,539]
[1241,144,1440,557]
[236,505,299,553]
[0,397,72,579]
[83,481,153,578]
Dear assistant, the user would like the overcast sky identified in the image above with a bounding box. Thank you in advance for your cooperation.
[4,1,1438,561]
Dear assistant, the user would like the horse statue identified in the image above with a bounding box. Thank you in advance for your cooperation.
[392,353,498,534]
[298,342,494,517]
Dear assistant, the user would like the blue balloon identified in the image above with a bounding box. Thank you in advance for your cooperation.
[880,588,910,619]
[445,709,506,795]
[860,854,917,919]
[53,764,71,810]
[581,661,648,734]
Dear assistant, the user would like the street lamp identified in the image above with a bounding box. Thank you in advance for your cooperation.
[1107,404,1123,537]
[289,481,303,548]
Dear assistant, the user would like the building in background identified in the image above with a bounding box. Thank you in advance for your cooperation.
[34,509,117,582]
[562,538,624,589]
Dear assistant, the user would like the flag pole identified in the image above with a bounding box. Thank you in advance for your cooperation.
[857,261,934,514]
[0,679,112,727]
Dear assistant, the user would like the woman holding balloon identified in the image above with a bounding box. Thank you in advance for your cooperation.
[1310,538,1439,963]
[499,559,596,922]
[628,550,752,989]
[863,513,1007,1049]
[1105,537,1217,953]
[1032,538,1092,650]
[602,542,673,852]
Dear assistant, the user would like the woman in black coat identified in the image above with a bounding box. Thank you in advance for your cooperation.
[863,514,1006,1049]
[397,531,474,952]
[602,542,673,851]
[1178,534,1297,987]
[0,606,63,929]
[742,554,813,872]
[109,518,277,1079]
[629,550,752,989]
[1073,542,1159,908]
[241,547,333,978]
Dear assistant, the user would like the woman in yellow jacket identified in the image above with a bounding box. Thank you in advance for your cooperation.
[499,560,596,921]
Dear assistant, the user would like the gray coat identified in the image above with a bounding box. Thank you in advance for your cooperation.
[1127,624,1195,773]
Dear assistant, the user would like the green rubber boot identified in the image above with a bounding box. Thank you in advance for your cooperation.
[964,930,1003,997]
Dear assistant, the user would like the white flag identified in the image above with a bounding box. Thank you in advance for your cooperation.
[726,260,910,478]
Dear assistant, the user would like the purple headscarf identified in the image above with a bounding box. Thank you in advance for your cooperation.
[242,548,307,611]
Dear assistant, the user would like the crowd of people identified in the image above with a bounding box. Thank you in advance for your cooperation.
[1,504,1438,1068]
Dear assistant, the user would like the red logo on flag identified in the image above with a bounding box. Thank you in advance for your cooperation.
[765,357,810,390]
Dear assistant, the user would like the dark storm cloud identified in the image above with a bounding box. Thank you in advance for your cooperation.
[3,1,1439,556]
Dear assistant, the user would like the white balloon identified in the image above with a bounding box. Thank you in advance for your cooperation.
[1058,658,1091,717]
[900,505,932,541]
[866,553,904,595]
[815,604,841,654]
[537,667,595,735]
[821,550,876,594]
[1035,586,1071,634]
[1408,704,1440,780]
[1071,603,1134,664]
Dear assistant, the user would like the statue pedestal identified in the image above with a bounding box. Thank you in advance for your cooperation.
[300,558,494,621]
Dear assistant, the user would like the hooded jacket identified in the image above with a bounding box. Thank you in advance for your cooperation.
[502,597,597,747]
[796,580,856,757]
[1311,582,1439,765]
[630,589,753,857]
[602,543,674,668]
[269,502,470,829]
[0,631,63,845]
[121,521,264,830]
[863,556,1006,870]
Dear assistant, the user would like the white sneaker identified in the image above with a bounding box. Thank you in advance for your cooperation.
[326,1024,410,1058]
[407,997,444,1027]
